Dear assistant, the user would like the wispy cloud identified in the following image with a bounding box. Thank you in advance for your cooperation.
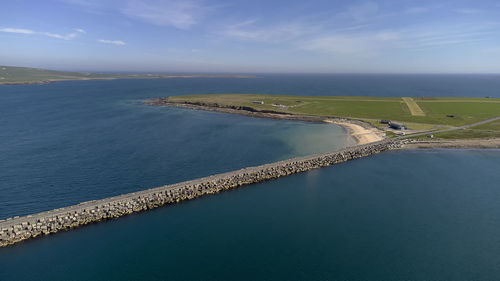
[345,2,379,22]
[75,28,87,34]
[0,27,84,40]
[0,28,35,34]
[454,8,483,15]
[62,0,212,30]
[98,39,126,45]
[300,31,400,56]
[218,0,500,59]
[406,7,428,14]
[222,19,316,42]
[121,0,208,29]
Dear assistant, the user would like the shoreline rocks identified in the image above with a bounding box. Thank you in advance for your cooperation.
[146,98,378,131]
[0,139,404,247]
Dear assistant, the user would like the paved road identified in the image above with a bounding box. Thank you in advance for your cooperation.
[399,116,500,139]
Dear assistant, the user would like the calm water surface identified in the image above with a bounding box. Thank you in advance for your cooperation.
[1,150,499,280]
[1,75,500,280]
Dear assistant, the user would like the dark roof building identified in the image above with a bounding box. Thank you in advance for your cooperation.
[389,122,407,130]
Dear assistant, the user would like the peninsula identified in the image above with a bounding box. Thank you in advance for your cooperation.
[149,94,500,148]
[0,66,253,85]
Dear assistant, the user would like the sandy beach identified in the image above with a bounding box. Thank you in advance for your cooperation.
[326,120,385,145]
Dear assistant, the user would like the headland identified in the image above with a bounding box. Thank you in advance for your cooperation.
[148,94,500,149]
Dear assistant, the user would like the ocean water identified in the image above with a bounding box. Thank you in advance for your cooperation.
[1,150,500,280]
[0,78,354,218]
[1,75,500,280]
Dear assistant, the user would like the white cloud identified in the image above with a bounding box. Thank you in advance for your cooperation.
[0,28,35,34]
[0,27,84,40]
[98,39,126,45]
[44,32,79,40]
[75,28,86,34]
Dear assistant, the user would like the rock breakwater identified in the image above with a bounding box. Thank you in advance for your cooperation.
[0,140,404,247]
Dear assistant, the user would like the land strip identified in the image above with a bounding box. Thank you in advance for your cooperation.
[155,94,500,139]
[0,66,253,85]
[150,97,500,148]
[147,99,383,145]
[402,97,426,116]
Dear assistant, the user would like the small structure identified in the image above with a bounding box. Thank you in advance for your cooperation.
[427,134,434,138]
[389,122,407,130]
[252,101,264,105]
[272,103,288,109]
[446,114,455,118]
[380,120,390,124]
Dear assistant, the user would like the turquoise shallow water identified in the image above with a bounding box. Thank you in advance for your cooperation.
[1,75,500,280]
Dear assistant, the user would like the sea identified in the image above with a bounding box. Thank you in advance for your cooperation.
[1,74,500,280]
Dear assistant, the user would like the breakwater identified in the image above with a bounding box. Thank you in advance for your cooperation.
[0,139,404,247]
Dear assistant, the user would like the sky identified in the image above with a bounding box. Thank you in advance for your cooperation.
[1,0,500,73]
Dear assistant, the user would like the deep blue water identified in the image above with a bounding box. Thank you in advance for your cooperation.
[0,78,355,218]
[1,150,499,281]
[1,75,500,280]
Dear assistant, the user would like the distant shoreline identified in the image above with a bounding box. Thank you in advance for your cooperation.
[0,75,255,86]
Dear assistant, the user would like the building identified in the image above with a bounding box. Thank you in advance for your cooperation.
[252,101,264,104]
[389,122,407,130]
[380,120,390,124]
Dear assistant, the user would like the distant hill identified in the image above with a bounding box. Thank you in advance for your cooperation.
[0,66,252,85]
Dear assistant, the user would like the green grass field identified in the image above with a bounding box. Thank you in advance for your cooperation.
[420,119,500,139]
[166,94,500,139]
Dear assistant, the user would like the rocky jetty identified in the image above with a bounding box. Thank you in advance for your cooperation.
[0,140,405,247]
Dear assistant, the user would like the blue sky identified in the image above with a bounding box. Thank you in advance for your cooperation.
[1,0,500,73]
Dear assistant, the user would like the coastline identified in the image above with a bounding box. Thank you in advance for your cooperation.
[1,98,496,247]
[328,121,385,145]
[149,98,500,149]
[147,98,384,145]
